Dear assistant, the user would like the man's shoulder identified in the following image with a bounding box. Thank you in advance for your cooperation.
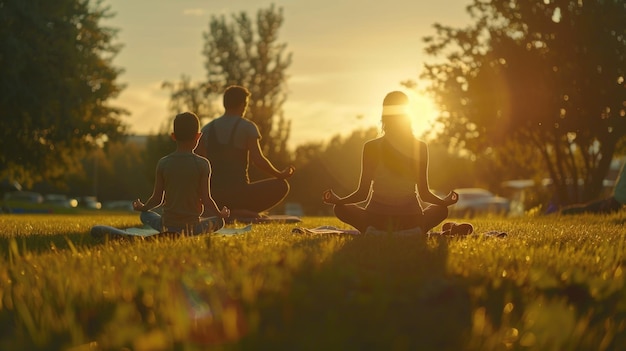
[202,115,256,129]
[240,118,260,137]
[200,116,221,131]
[241,117,257,126]
[239,117,259,130]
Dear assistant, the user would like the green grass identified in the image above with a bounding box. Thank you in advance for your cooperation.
[0,213,625,350]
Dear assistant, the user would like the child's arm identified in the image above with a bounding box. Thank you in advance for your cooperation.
[133,166,165,211]
[199,163,230,218]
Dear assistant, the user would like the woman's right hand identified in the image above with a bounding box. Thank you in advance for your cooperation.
[323,189,340,204]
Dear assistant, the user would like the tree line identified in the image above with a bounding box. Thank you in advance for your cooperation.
[420,0,626,204]
[1,1,624,213]
[30,127,492,216]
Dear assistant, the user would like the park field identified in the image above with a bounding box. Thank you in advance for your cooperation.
[0,213,625,350]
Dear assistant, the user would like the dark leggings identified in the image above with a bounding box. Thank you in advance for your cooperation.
[212,178,290,213]
[333,203,449,234]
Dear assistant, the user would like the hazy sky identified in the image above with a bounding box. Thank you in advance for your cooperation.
[104,0,472,148]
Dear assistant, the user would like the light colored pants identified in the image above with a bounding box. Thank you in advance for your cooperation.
[140,210,224,235]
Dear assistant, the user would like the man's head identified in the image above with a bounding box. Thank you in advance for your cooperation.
[173,112,200,142]
[223,85,251,115]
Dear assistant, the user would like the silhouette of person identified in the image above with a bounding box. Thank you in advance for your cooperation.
[196,85,295,220]
[133,112,230,234]
[323,91,463,234]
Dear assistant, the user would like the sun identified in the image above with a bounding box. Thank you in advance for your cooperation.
[357,89,442,140]
[406,90,441,139]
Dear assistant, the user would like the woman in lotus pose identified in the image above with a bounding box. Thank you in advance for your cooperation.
[323,91,471,236]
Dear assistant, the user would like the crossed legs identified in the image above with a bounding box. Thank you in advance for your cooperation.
[139,211,225,235]
[332,203,449,234]
[213,178,290,217]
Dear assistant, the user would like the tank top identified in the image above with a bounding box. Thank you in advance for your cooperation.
[159,152,208,228]
[366,139,423,215]
[205,118,249,187]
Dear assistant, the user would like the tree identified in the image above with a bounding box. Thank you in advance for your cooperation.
[162,75,217,122]
[421,0,626,204]
[0,0,127,187]
[165,4,292,168]
[89,140,153,202]
[33,138,155,202]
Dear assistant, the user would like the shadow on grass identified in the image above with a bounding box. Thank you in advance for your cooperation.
[0,292,118,351]
[241,234,472,351]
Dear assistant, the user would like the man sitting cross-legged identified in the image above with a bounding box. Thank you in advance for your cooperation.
[196,85,295,221]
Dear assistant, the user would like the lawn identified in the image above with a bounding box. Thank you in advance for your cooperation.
[0,213,625,350]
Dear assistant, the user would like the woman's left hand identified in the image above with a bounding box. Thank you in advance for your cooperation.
[219,206,231,218]
[132,199,145,211]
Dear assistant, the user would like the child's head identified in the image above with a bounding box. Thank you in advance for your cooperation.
[223,85,251,110]
[173,112,200,142]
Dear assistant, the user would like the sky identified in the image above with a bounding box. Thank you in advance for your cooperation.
[104,0,473,149]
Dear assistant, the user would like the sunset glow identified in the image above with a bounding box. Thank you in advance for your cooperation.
[407,91,441,138]
[105,0,470,147]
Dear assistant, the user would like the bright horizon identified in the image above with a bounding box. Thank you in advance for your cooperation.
[104,0,472,149]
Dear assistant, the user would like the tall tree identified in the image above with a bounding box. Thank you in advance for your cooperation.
[421,0,626,204]
[162,75,216,123]
[165,4,292,167]
[0,0,127,187]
